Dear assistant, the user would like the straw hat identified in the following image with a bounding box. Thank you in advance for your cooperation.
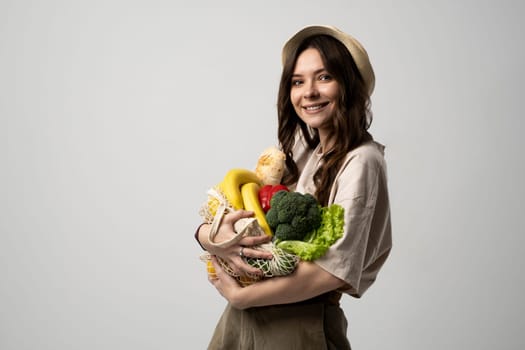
[282,25,375,95]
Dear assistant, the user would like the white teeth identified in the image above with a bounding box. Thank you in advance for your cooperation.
[305,105,323,111]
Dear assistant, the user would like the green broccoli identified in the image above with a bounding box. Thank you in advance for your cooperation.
[265,190,322,242]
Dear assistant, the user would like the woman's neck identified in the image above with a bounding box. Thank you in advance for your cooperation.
[318,130,334,155]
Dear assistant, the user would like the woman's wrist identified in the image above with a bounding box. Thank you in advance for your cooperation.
[229,284,251,310]
[195,223,211,250]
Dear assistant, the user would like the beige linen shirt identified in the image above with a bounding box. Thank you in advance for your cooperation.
[291,136,392,297]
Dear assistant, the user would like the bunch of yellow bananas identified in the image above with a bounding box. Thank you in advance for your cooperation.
[204,168,273,237]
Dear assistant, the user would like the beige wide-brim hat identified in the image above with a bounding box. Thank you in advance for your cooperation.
[282,25,375,95]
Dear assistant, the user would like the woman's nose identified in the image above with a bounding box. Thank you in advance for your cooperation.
[304,81,320,99]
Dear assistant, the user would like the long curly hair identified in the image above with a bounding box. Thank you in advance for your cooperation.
[277,34,373,206]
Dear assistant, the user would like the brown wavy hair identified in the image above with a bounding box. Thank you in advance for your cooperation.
[277,34,373,206]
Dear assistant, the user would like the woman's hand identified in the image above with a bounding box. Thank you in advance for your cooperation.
[198,210,273,276]
[208,256,247,309]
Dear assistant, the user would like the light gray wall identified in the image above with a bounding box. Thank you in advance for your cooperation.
[2,0,524,349]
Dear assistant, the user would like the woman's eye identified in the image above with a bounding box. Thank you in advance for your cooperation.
[319,74,332,81]
[291,80,303,86]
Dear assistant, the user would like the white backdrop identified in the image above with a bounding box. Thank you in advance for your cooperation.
[2,0,524,349]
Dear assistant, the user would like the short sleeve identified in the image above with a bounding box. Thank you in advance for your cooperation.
[314,142,392,297]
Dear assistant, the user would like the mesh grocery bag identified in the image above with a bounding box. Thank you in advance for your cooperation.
[199,187,298,286]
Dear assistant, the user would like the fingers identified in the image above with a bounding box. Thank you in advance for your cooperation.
[208,243,267,277]
[238,245,273,260]
[223,209,254,224]
[233,254,264,276]
[209,254,262,284]
[240,234,272,247]
[209,210,252,249]
[213,249,264,278]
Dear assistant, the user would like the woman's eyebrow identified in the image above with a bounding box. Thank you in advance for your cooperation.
[292,68,327,77]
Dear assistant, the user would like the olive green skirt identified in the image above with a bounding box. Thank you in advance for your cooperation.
[208,292,351,350]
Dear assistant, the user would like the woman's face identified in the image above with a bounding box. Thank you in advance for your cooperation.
[290,47,340,136]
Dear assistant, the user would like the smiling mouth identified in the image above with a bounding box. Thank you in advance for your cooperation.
[303,102,329,111]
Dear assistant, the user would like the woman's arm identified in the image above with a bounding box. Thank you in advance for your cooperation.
[210,256,346,310]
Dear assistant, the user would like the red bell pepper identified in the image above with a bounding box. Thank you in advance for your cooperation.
[258,184,289,212]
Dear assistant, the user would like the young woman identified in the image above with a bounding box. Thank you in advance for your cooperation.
[196,25,392,349]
